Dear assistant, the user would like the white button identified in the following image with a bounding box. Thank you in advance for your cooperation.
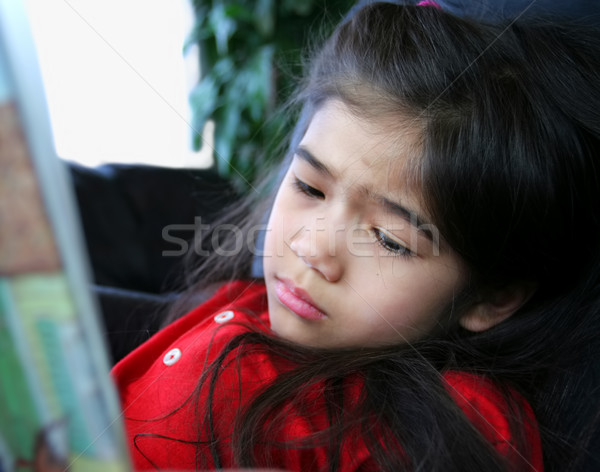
[214,310,234,323]
[163,348,181,366]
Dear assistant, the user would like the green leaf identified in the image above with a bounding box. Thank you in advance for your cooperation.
[223,3,254,22]
[254,0,274,36]
[208,3,237,54]
[245,45,274,121]
[188,75,218,150]
[212,57,235,82]
[213,102,241,176]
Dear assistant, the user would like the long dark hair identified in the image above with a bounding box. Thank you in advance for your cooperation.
[167,3,600,470]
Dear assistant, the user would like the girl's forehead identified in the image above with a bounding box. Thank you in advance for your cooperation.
[300,100,424,194]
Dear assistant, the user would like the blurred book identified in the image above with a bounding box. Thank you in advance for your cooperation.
[0,1,130,471]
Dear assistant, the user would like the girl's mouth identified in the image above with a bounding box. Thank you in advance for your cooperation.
[275,279,327,321]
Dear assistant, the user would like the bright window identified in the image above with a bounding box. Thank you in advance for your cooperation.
[24,0,212,168]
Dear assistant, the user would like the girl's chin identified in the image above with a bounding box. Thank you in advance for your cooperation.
[269,315,323,348]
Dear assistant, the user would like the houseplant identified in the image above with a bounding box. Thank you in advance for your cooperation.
[187,0,355,191]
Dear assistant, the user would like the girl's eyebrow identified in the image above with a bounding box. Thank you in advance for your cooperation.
[295,146,435,242]
[295,146,335,178]
[376,196,435,242]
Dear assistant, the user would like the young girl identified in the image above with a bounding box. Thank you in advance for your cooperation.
[113,3,600,471]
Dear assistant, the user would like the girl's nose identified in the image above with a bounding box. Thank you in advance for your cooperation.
[289,222,343,282]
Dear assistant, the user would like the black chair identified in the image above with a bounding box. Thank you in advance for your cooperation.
[69,161,240,363]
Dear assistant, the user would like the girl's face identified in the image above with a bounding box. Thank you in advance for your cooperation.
[263,100,468,348]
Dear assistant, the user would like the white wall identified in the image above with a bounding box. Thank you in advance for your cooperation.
[24,0,213,168]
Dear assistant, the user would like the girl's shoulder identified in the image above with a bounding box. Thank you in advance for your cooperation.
[112,280,268,386]
[443,371,544,471]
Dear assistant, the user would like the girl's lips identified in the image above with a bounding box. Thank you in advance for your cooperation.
[275,279,327,321]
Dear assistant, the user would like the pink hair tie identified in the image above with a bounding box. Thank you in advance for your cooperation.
[417,0,442,8]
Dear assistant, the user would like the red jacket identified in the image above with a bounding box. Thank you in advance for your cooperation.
[113,281,544,471]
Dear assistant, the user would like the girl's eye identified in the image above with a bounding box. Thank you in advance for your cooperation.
[293,177,325,199]
[373,228,414,257]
